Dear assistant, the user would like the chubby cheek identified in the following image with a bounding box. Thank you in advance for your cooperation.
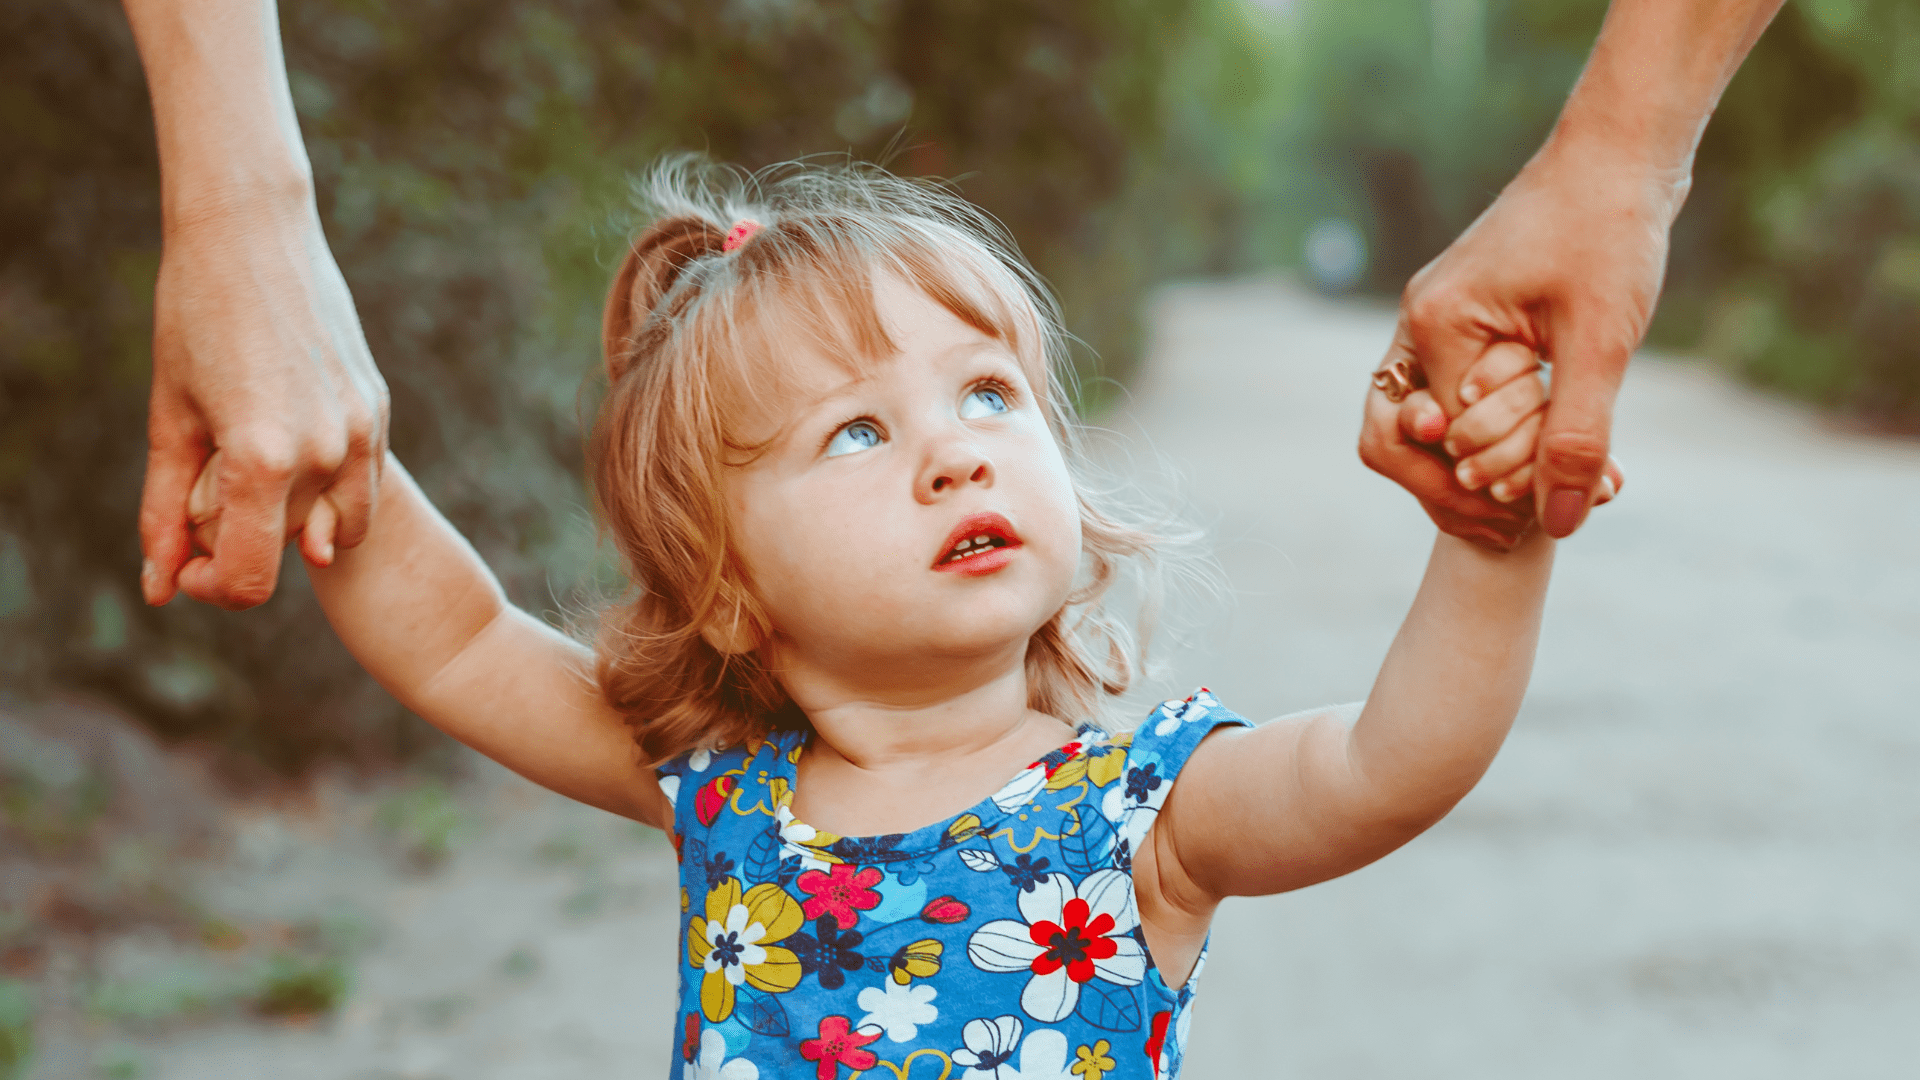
[1018,433,1083,609]
[727,471,918,637]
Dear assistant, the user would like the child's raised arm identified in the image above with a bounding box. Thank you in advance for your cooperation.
[1143,359,1562,909]
[298,455,669,826]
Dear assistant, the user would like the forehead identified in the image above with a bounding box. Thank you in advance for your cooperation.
[713,268,1042,450]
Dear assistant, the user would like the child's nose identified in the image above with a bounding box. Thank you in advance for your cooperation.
[916,442,994,503]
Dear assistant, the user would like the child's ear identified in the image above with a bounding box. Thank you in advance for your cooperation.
[699,587,765,656]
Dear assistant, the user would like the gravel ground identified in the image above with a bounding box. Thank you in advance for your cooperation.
[56,279,1920,1079]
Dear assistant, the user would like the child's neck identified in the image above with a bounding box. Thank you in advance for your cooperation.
[781,652,1076,838]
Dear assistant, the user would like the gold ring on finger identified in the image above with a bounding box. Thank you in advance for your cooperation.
[1370,358,1427,403]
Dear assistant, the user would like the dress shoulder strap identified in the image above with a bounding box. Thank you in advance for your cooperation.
[654,738,769,840]
[1098,688,1252,871]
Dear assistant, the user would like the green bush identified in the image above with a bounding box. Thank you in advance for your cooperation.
[0,0,1248,772]
[0,979,31,1080]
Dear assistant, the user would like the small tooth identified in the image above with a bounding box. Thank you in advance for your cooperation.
[973,535,989,545]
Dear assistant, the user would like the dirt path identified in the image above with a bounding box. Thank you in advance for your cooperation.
[82,280,1920,1079]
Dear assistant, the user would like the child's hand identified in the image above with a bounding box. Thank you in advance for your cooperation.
[1396,343,1623,508]
[186,449,342,569]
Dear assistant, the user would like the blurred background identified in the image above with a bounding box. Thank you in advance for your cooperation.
[3,0,1919,1077]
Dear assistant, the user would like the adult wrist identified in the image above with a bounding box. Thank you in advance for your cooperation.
[162,162,316,238]
[1543,89,1702,178]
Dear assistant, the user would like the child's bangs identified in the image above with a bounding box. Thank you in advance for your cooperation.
[687,215,1050,456]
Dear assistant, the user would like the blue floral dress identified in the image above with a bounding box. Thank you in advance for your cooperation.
[654,689,1250,1080]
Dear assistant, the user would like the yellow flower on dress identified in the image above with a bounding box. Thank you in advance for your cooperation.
[686,876,804,1021]
[1086,744,1127,788]
[1072,1039,1116,1079]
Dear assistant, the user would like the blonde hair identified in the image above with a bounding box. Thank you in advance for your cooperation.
[591,156,1187,766]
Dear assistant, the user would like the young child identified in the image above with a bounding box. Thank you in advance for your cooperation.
[193,160,1579,1079]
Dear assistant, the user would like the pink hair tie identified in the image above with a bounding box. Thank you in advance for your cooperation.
[722,219,762,253]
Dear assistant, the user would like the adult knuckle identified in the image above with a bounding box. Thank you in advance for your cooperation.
[1404,283,1460,329]
[1540,430,1607,474]
[227,428,301,481]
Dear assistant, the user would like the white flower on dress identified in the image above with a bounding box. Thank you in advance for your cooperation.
[688,746,714,772]
[685,1029,758,1080]
[950,1016,1073,1080]
[658,774,681,803]
[989,764,1049,813]
[774,805,833,870]
[856,980,939,1042]
[1153,688,1219,735]
[965,870,1145,1023]
[701,904,769,986]
[952,1015,1021,1077]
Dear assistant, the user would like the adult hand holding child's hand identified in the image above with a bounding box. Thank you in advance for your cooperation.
[139,199,387,610]
[1374,134,1676,540]
[1361,339,1624,552]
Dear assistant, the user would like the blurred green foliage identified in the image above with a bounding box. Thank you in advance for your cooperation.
[2,0,1914,777]
[0,979,29,1080]
[0,0,1239,773]
[1251,0,1915,425]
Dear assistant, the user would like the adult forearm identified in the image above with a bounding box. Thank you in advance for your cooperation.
[122,0,312,221]
[1555,0,1785,170]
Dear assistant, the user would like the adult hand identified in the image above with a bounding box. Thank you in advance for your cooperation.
[139,195,388,610]
[1379,132,1688,539]
[1360,342,1624,552]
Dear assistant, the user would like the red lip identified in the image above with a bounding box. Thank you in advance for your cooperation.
[933,512,1023,576]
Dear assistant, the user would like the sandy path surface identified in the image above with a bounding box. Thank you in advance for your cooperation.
[102,280,1920,1079]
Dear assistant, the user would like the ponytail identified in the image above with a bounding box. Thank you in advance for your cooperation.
[601,216,728,383]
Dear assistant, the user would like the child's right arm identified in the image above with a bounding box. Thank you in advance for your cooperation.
[298,454,670,827]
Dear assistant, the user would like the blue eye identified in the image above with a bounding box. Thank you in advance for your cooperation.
[826,420,884,457]
[960,387,1009,419]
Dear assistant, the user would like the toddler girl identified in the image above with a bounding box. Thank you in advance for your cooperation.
[196,160,1581,1079]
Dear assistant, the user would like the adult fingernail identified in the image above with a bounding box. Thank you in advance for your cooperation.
[1455,462,1479,490]
[140,558,156,600]
[1460,382,1482,405]
[1490,479,1516,502]
[1597,475,1618,504]
[1543,486,1589,537]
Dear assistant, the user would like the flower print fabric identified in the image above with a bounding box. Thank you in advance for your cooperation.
[655,689,1250,1080]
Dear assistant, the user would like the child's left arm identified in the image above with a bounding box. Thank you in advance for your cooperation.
[1148,363,1560,904]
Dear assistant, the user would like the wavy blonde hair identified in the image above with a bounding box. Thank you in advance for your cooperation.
[591,157,1188,766]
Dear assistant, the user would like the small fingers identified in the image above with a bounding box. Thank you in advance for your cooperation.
[299,495,340,567]
[1361,384,1532,546]
[1491,456,1621,507]
[323,444,378,551]
[1454,410,1543,491]
[1489,463,1532,504]
[1443,370,1547,459]
[176,440,294,610]
[1602,455,1625,501]
[1457,341,1541,406]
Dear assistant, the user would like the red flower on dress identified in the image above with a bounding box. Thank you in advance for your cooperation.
[694,775,736,826]
[1144,1010,1173,1072]
[796,863,883,928]
[798,1014,881,1079]
[919,895,971,924]
[1027,897,1118,983]
[681,1013,700,1062]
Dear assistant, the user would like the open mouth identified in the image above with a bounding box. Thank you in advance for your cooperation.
[934,512,1022,570]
